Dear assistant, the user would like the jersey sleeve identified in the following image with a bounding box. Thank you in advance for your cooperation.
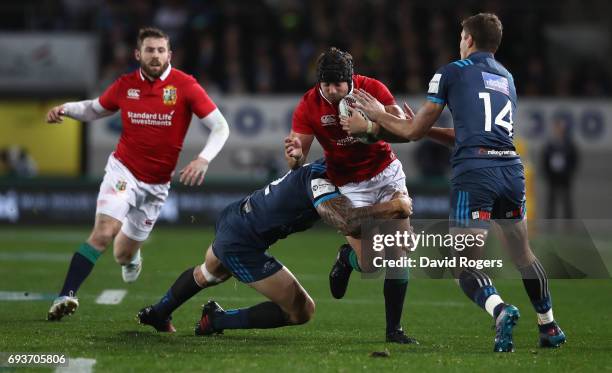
[426,65,456,106]
[291,97,314,135]
[187,82,217,118]
[307,170,341,207]
[98,79,122,111]
[363,78,396,106]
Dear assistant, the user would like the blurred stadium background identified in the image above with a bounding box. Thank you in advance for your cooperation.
[0,0,610,226]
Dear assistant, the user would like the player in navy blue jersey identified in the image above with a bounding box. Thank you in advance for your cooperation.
[343,13,565,352]
[136,159,413,338]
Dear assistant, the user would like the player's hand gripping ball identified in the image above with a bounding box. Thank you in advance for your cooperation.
[338,95,378,144]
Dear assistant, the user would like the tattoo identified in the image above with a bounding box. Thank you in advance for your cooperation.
[316,196,404,237]
[316,195,356,236]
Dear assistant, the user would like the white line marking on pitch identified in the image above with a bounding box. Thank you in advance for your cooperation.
[95,290,127,305]
[0,291,56,301]
[55,358,96,373]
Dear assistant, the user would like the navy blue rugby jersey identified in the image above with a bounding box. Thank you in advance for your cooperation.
[427,51,522,178]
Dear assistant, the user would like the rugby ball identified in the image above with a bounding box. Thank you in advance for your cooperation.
[338,95,378,144]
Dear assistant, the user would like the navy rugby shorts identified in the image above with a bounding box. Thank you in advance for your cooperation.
[211,200,283,283]
[450,164,526,229]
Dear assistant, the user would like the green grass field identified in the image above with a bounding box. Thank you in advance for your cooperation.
[0,227,611,372]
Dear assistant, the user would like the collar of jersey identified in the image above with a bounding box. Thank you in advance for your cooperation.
[139,63,172,82]
[467,51,494,60]
[317,79,354,106]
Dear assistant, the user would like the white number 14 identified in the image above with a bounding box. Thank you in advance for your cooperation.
[478,92,513,136]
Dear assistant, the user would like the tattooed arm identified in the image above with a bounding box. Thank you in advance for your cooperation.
[315,193,412,238]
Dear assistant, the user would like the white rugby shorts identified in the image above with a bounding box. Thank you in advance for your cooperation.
[339,159,408,208]
[96,154,170,241]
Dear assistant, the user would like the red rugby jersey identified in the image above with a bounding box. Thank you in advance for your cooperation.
[292,75,397,186]
[99,66,216,184]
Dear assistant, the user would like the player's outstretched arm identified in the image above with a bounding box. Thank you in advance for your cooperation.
[402,102,454,147]
[372,104,418,143]
[316,193,412,238]
[352,90,444,142]
[46,98,115,124]
[385,101,444,141]
[427,127,455,148]
[284,131,314,170]
[375,103,451,144]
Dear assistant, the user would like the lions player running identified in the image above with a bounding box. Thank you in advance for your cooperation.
[284,47,415,344]
[137,160,411,335]
[45,27,229,321]
[344,13,565,352]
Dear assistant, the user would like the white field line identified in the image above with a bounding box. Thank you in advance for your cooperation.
[95,290,127,305]
[55,358,96,373]
[0,291,56,301]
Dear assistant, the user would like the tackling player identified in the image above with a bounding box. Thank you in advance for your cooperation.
[45,27,230,321]
[284,47,415,344]
[344,13,565,352]
[137,160,412,335]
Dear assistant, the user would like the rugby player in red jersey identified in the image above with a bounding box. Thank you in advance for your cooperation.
[45,27,230,321]
[283,47,417,344]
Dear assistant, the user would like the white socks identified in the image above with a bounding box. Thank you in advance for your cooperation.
[485,294,504,318]
[537,309,555,325]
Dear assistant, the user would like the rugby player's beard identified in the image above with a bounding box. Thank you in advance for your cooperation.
[324,92,347,105]
[141,60,169,79]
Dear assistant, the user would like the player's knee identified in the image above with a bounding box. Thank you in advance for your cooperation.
[302,297,316,322]
[88,228,115,250]
[512,252,537,270]
[291,299,315,325]
[194,262,227,288]
[288,293,316,325]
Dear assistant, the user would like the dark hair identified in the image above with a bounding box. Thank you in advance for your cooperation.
[316,47,353,83]
[461,13,503,53]
[136,27,171,50]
